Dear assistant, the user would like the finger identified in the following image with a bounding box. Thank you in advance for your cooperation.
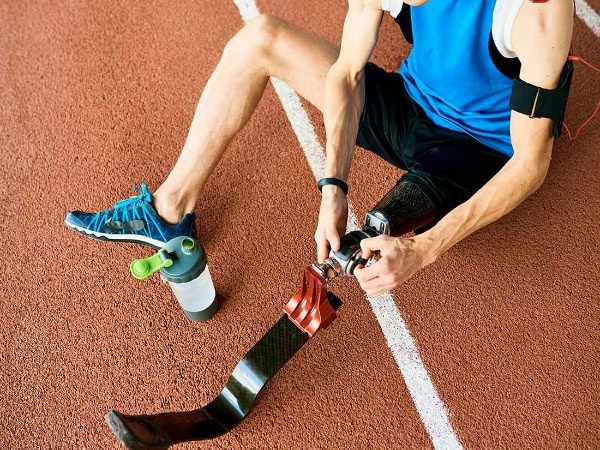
[359,274,393,296]
[353,262,380,283]
[361,247,374,260]
[315,232,329,263]
[328,228,341,252]
[360,236,382,259]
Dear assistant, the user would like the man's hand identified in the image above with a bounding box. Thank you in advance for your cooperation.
[314,185,348,263]
[354,235,433,296]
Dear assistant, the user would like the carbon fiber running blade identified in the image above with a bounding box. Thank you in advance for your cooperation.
[106,293,341,450]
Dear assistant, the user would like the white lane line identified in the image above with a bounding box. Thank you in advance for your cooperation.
[233,1,461,448]
[575,0,600,37]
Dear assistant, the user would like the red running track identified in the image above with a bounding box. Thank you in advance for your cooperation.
[1,1,599,448]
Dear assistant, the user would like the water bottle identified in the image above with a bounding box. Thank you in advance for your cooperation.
[130,236,218,322]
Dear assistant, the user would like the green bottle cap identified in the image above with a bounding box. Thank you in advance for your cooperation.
[160,236,207,284]
[130,249,173,280]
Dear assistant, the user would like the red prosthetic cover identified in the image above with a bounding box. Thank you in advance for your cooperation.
[283,266,337,337]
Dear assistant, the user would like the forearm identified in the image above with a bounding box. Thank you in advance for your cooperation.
[420,151,552,263]
[321,0,381,181]
[323,64,362,180]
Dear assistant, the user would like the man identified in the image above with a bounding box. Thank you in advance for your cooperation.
[65,0,574,296]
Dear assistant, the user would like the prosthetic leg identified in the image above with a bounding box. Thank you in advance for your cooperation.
[106,179,436,450]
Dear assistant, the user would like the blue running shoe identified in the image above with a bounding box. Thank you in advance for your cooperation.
[64,183,196,249]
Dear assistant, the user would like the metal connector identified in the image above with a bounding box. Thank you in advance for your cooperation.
[364,210,391,235]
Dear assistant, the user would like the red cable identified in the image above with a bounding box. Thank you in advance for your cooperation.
[563,56,600,140]
[563,99,600,140]
[568,55,600,73]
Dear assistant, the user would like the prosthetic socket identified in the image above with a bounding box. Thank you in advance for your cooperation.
[314,180,436,281]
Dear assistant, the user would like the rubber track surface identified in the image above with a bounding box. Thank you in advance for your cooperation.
[1,1,599,449]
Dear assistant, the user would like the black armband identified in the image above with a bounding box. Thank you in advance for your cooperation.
[509,59,574,138]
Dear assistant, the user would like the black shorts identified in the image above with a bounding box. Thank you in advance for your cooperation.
[357,62,510,219]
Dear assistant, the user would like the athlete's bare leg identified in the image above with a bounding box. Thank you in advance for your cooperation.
[153,14,341,223]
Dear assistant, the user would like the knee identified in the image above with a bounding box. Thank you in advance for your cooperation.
[224,13,282,64]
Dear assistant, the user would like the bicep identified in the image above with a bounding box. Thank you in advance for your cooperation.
[512,0,573,87]
[510,0,574,157]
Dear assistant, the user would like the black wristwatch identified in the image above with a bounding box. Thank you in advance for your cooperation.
[317,177,348,195]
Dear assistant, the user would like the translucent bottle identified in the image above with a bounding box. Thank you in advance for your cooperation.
[131,236,218,321]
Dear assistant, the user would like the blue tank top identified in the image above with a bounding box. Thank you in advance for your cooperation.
[398,0,514,157]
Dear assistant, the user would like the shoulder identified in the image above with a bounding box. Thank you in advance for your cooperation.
[512,0,574,88]
[514,0,573,34]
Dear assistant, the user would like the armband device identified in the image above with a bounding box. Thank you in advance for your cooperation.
[510,59,574,138]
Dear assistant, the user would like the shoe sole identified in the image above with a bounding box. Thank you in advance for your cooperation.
[65,219,165,249]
